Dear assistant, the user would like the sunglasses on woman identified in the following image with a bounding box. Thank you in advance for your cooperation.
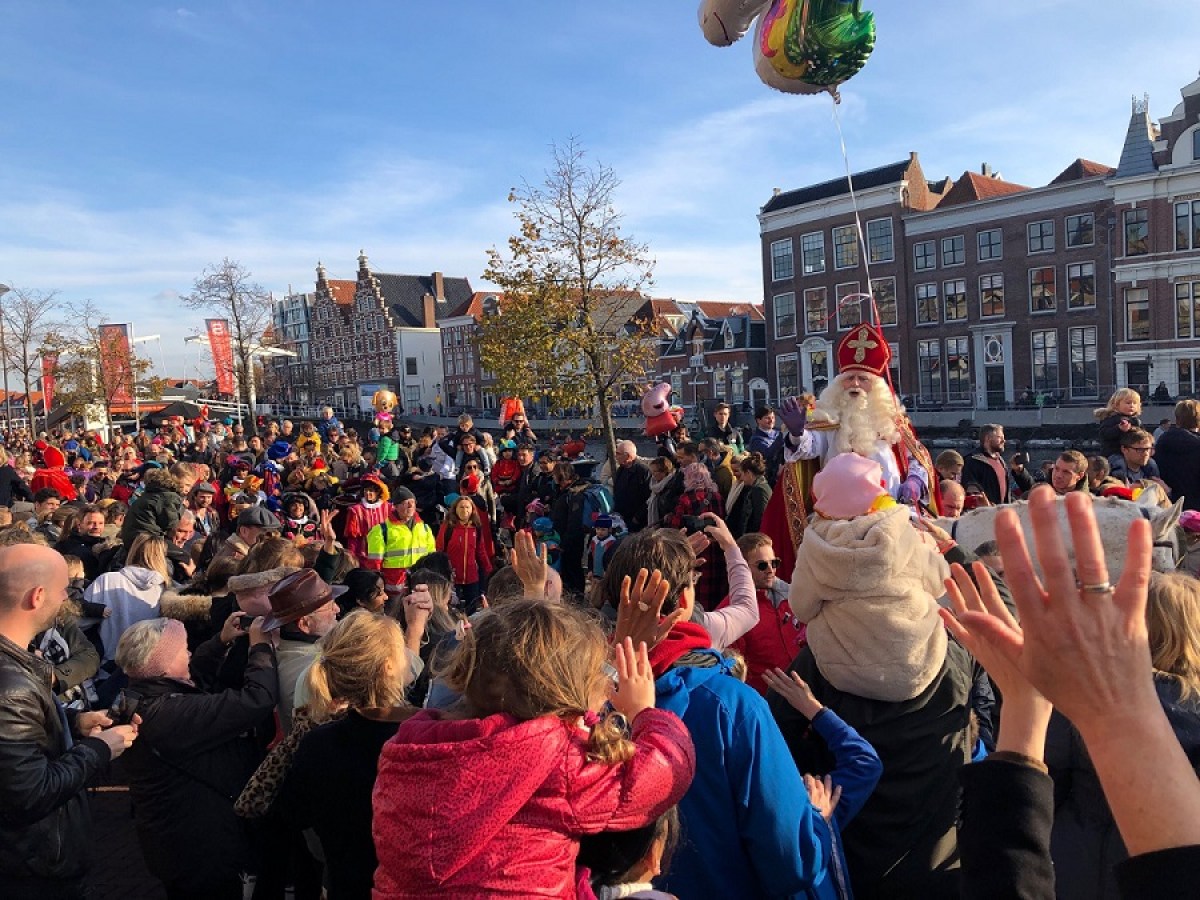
[755,559,782,572]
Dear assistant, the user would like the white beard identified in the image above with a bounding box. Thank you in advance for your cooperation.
[819,378,902,457]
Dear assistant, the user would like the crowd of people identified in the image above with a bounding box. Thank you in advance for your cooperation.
[3,335,1200,900]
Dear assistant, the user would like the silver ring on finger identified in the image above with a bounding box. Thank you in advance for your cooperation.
[1078,580,1113,594]
[637,602,650,612]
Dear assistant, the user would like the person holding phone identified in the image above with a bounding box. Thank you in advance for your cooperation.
[115,613,279,898]
[0,544,139,899]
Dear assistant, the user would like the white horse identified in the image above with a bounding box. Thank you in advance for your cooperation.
[936,483,1185,576]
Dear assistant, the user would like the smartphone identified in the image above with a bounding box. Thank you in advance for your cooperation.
[106,689,141,726]
[238,614,256,630]
[680,515,707,536]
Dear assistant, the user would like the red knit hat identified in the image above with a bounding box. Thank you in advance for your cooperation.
[460,473,481,494]
[836,323,891,378]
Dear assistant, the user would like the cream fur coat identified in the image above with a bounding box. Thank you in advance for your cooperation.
[790,505,949,702]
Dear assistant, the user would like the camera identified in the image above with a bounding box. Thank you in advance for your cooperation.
[106,689,141,726]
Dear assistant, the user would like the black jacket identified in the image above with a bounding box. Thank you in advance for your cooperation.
[1047,675,1200,900]
[961,447,1033,505]
[0,465,33,507]
[958,758,1054,900]
[1153,427,1200,511]
[771,641,977,900]
[53,532,105,583]
[120,636,278,892]
[727,477,771,539]
[612,460,652,532]
[0,633,112,886]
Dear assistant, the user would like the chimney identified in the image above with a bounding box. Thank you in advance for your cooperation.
[422,292,436,328]
[433,271,445,302]
[981,163,993,177]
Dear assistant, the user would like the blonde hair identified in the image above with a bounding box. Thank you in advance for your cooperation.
[442,600,634,764]
[1147,573,1200,702]
[1096,388,1142,420]
[303,610,410,723]
[126,534,171,582]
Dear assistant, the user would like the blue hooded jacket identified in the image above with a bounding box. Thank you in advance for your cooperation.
[656,653,880,900]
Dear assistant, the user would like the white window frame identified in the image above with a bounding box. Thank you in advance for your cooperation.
[977,228,1002,261]
[941,235,965,267]
[866,217,894,263]
[770,238,794,282]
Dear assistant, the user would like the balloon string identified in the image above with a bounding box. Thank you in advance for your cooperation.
[829,95,900,403]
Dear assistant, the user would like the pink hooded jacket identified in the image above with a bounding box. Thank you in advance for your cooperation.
[372,707,694,898]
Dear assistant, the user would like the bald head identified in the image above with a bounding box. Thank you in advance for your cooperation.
[0,544,69,644]
[940,480,966,518]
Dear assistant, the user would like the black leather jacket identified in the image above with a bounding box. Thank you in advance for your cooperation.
[0,633,111,885]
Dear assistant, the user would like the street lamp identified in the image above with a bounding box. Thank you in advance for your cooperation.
[0,284,10,432]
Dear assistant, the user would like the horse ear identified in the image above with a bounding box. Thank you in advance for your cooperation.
[1152,497,1184,541]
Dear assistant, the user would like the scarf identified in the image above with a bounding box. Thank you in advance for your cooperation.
[648,621,713,678]
[647,476,674,527]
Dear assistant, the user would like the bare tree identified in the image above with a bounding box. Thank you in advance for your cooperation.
[479,138,657,467]
[0,287,63,430]
[49,300,159,437]
[183,259,274,419]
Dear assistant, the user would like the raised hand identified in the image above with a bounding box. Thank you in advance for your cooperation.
[612,568,685,651]
[779,396,809,435]
[610,637,655,722]
[510,529,549,599]
[762,668,823,719]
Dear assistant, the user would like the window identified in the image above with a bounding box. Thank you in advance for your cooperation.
[918,339,941,401]
[866,218,894,263]
[723,327,734,349]
[835,283,862,330]
[730,368,744,402]
[447,356,457,377]
[1126,288,1150,341]
[1175,201,1200,251]
[946,337,971,401]
[777,354,799,399]
[944,279,968,322]
[941,235,965,266]
[770,239,794,281]
[670,372,683,397]
[1125,208,1149,256]
[872,277,897,326]
[977,229,1002,261]
[405,356,418,376]
[916,283,938,325]
[1179,359,1200,396]
[979,274,1005,317]
[1031,330,1058,393]
[1195,130,1200,161]
[1028,220,1055,253]
[800,232,825,275]
[804,287,828,334]
[913,240,936,271]
[405,386,420,405]
[1069,326,1098,398]
[1067,262,1096,309]
[1030,267,1057,312]
[1066,213,1095,248]
[774,292,796,338]
[1177,281,1200,338]
[833,225,859,269]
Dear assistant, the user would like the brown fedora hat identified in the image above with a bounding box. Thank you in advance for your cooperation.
[261,569,347,632]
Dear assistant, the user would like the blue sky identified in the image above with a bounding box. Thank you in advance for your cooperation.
[3,1,1199,379]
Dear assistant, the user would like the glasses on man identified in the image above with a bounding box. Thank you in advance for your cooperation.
[1128,445,1154,453]
[755,559,782,572]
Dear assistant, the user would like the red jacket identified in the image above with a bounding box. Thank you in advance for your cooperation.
[30,467,76,501]
[372,708,694,899]
[718,587,807,695]
[490,458,522,495]
[436,520,495,586]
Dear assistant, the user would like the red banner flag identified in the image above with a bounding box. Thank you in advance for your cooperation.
[98,324,133,405]
[41,353,57,413]
[206,319,235,397]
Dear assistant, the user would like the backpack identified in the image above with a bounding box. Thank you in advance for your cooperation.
[579,482,614,530]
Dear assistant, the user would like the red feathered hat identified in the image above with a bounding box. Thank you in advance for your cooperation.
[836,323,891,378]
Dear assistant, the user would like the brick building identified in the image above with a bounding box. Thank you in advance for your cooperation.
[759,71,1200,410]
[269,290,315,405]
[656,301,768,413]
[436,292,495,413]
[308,252,473,414]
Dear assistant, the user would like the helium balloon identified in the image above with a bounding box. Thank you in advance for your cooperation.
[699,0,876,98]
